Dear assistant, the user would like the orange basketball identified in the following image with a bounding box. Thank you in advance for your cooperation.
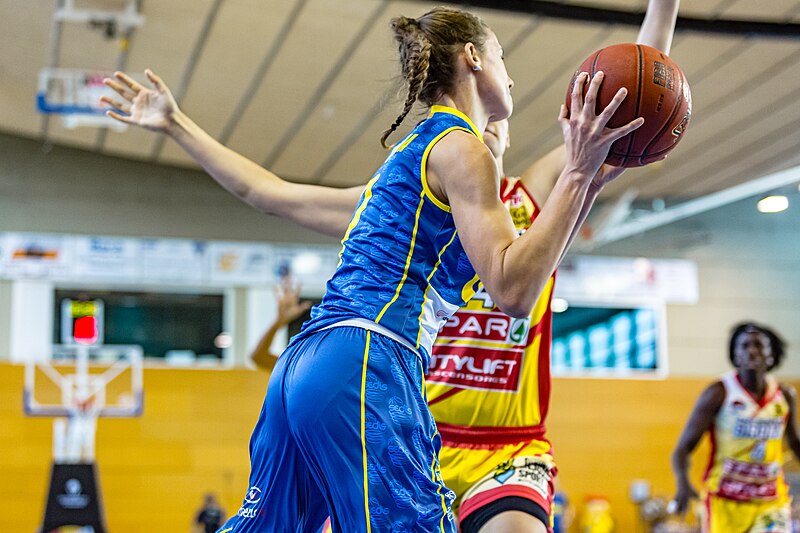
[565,43,692,167]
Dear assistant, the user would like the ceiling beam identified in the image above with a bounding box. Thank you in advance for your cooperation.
[414,1,800,39]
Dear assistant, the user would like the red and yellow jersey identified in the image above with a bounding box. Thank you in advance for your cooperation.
[426,177,555,444]
[704,371,790,503]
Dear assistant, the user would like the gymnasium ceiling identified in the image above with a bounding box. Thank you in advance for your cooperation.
[2,0,800,209]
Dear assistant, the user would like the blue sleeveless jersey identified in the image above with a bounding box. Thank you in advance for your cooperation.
[301,105,485,362]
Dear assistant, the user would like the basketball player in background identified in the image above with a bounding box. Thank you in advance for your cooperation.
[249,277,310,372]
[672,322,800,533]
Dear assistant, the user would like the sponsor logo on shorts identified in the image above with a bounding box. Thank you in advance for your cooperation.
[514,457,551,497]
[244,486,262,504]
[494,460,516,484]
[463,456,553,506]
[235,486,265,519]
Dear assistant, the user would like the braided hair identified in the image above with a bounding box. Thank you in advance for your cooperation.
[381,7,489,148]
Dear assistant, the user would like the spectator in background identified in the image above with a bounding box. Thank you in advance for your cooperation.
[193,493,224,533]
[249,277,311,371]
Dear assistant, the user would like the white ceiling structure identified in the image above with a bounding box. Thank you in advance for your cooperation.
[2,0,800,244]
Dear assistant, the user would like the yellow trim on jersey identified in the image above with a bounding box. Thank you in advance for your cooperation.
[461,273,480,303]
[420,126,475,212]
[219,529,232,533]
[360,331,373,533]
[375,191,425,323]
[392,133,418,154]
[415,230,459,348]
[429,105,484,143]
[434,453,448,532]
[337,175,379,268]
[531,277,554,324]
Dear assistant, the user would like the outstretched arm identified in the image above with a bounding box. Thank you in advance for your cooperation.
[102,70,362,239]
[671,381,724,515]
[637,0,680,55]
[250,279,312,371]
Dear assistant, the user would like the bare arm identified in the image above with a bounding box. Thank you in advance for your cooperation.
[102,70,361,239]
[671,381,725,515]
[430,74,642,317]
[780,384,800,461]
[250,280,311,371]
[637,0,680,55]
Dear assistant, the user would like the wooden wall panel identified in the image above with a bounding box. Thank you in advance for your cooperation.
[1,363,797,532]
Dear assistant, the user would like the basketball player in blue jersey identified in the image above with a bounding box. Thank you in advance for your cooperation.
[104,6,644,532]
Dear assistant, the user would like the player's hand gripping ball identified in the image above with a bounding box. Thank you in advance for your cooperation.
[566,43,692,167]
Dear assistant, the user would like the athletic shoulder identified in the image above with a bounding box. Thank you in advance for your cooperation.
[426,129,495,192]
[698,381,726,412]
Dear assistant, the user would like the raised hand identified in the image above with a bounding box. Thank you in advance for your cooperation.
[559,71,644,183]
[274,277,312,327]
[101,69,178,132]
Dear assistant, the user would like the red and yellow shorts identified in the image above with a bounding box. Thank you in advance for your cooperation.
[438,438,556,527]
[703,494,791,533]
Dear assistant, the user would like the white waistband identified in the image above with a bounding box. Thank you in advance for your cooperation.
[320,318,421,358]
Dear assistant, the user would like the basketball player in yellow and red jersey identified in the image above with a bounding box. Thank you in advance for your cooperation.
[672,322,800,533]
[104,1,677,530]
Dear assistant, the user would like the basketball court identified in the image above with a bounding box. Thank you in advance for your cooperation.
[0,0,799,531]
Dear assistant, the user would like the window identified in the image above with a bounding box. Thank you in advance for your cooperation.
[54,290,224,359]
[551,304,665,376]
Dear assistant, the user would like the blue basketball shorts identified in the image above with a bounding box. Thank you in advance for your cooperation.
[217,325,457,533]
